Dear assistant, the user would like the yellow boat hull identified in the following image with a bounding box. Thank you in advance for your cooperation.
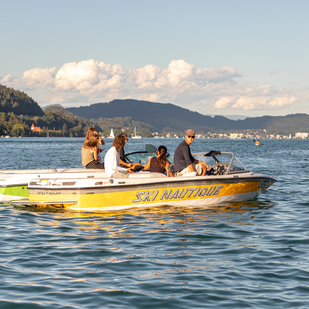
[25,174,275,211]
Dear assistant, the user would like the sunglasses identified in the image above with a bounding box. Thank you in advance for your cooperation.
[187,135,195,139]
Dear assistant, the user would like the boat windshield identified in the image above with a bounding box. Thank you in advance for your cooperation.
[125,144,173,166]
[125,152,173,166]
[125,152,155,165]
[193,151,249,175]
[228,156,249,174]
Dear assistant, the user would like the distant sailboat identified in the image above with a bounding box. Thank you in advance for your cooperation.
[132,127,141,139]
[108,128,115,138]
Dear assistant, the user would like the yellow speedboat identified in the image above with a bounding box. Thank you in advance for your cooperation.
[13,151,276,212]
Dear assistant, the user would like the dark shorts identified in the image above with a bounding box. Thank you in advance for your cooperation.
[85,160,105,169]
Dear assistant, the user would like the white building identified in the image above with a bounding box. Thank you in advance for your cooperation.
[229,133,244,139]
[295,132,308,139]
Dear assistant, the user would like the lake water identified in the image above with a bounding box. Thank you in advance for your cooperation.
[0,137,308,308]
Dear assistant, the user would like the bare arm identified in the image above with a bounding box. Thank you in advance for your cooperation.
[143,158,151,171]
[120,159,132,167]
[165,163,173,177]
[93,147,98,161]
[99,136,105,145]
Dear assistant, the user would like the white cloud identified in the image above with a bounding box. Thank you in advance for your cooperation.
[0,59,307,114]
[214,96,235,109]
[22,67,56,88]
[214,94,298,110]
[135,64,160,89]
[55,60,100,92]
[1,74,17,84]
[137,93,160,102]
[166,59,194,86]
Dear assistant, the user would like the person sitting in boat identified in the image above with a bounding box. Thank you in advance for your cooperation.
[119,133,142,171]
[255,139,261,145]
[143,145,173,177]
[81,128,105,169]
[174,129,209,176]
[83,127,105,162]
[104,134,135,178]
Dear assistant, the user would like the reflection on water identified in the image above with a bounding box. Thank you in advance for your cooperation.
[12,199,276,229]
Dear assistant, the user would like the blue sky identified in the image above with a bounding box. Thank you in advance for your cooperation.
[1,0,308,117]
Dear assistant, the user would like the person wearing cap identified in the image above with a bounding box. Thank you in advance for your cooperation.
[173,129,209,176]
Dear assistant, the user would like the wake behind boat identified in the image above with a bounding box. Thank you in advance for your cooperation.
[12,150,276,212]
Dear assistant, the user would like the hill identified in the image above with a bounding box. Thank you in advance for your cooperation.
[0,87,101,137]
[67,99,309,134]
[67,99,233,132]
[32,105,101,137]
[0,84,44,116]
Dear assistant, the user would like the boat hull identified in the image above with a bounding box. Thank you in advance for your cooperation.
[24,173,276,211]
[0,185,29,201]
[0,169,107,202]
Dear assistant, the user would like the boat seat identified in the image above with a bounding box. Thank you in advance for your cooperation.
[176,171,197,177]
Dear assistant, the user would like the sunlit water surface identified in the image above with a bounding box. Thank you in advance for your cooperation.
[0,137,308,308]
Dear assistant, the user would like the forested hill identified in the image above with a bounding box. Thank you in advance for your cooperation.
[67,99,309,134]
[67,99,234,132]
[0,84,44,116]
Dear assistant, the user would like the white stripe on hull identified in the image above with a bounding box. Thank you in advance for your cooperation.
[0,194,28,202]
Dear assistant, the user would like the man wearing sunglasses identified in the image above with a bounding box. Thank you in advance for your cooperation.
[174,129,209,176]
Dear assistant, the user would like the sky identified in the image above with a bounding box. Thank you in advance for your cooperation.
[1,0,309,117]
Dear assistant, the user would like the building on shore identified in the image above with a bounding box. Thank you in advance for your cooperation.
[31,124,43,132]
[295,132,308,139]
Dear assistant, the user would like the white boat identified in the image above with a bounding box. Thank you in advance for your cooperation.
[132,127,141,138]
[12,150,276,212]
[0,168,107,202]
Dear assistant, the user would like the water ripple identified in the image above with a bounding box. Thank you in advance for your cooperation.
[1,138,309,308]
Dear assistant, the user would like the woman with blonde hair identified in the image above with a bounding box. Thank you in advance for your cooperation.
[81,128,105,169]
[144,145,173,177]
[104,134,134,177]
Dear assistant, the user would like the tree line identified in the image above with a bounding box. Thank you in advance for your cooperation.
[0,110,100,137]
[1,84,308,137]
[0,84,44,116]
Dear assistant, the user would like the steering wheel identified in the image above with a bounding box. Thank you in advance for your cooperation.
[210,164,225,175]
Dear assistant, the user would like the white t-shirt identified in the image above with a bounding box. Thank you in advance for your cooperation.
[104,146,128,177]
